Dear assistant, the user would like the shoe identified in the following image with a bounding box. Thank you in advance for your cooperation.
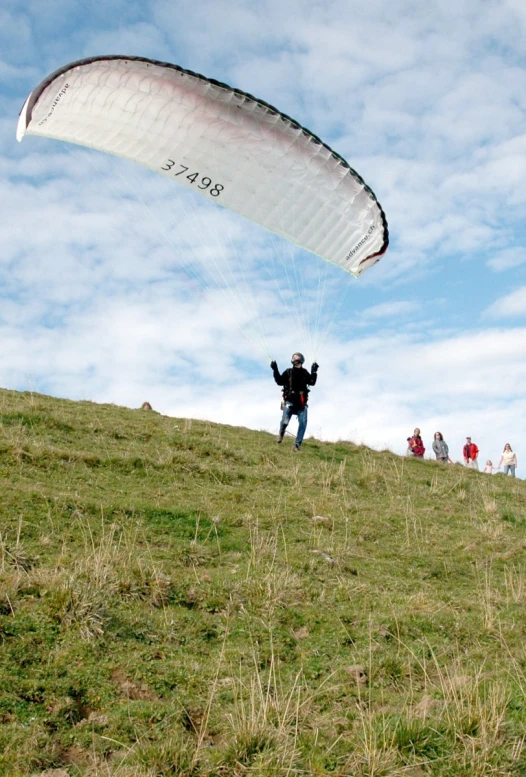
[276,436,283,443]
[293,444,301,452]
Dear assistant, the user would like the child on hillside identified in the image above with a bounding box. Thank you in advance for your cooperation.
[483,460,496,474]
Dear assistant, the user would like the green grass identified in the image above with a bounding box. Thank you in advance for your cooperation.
[0,388,525,776]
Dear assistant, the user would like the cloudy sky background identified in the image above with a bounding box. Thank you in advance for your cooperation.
[1,0,525,468]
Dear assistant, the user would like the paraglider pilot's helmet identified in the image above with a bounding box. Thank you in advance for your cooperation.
[291,353,305,365]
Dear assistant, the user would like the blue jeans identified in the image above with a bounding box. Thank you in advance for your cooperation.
[280,403,308,446]
[503,464,516,477]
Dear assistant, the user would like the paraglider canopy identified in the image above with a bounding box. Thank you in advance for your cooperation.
[17,55,388,277]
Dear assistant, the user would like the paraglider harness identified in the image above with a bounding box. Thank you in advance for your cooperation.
[281,370,308,411]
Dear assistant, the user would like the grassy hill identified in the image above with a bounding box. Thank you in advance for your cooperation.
[0,388,525,777]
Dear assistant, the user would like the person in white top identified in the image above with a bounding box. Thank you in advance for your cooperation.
[497,444,517,477]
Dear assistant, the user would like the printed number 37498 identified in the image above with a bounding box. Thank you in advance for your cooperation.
[160,160,224,197]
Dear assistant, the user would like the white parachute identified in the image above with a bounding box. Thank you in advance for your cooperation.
[17,56,388,274]
[17,56,389,355]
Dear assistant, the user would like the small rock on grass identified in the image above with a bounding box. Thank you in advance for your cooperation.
[344,664,367,684]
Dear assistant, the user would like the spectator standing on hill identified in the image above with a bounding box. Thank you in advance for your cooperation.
[463,437,479,470]
[498,443,517,477]
[432,432,452,463]
[483,460,497,474]
[407,428,425,458]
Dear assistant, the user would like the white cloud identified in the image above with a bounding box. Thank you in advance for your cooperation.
[487,248,526,272]
[0,9,32,52]
[483,287,526,319]
[81,22,171,61]
[359,300,417,320]
[0,60,37,81]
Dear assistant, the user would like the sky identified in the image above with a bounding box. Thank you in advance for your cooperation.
[1,0,525,469]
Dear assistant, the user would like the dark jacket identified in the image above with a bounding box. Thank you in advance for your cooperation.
[273,366,317,408]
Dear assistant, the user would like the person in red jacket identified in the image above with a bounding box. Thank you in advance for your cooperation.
[463,437,479,470]
[407,428,425,458]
